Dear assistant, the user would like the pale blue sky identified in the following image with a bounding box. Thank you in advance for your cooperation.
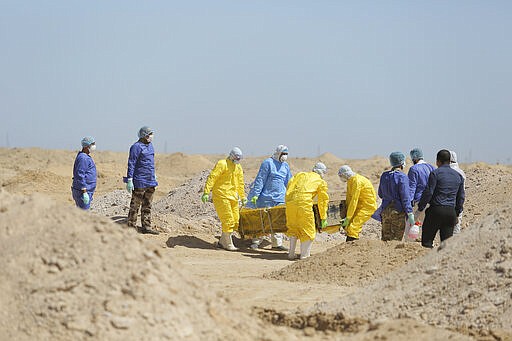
[1,1,511,163]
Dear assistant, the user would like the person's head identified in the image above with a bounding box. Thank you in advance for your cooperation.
[436,149,451,167]
[410,148,423,164]
[272,145,289,162]
[312,162,327,178]
[449,150,458,164]
[138,126,154,143]
[228,147,243,164]
[81,136,96,154]
[338,165,355,182]
[389,151,406,169]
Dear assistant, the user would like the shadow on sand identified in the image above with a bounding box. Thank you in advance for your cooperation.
[240,251,290,261]
[237,238,290,260]
[166,235,216,250]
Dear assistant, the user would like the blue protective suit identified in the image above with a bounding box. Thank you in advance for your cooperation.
[247,157,291,208]
[127,140,158,189]
[408,161,435,203]
[376,170,412,215]
[71,151,97,209]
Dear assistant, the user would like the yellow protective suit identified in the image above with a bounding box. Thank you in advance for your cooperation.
[204,158,246,233]
[345,173,377,239]
[285,172,329,242]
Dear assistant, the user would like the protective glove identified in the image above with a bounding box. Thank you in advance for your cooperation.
[82,192,90,205]
[201,193,209,203]
[250,196,258,204]
[340,217,350,228]
[407,213,415,225]
[241,198,248,206]
[126,178,134,193]
[321,219,328,229]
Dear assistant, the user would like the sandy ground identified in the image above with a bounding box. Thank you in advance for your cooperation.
[0,147,511,340]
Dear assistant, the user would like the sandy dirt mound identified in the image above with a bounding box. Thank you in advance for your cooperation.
[266,240,427,286]
[152,170,225,235]
[153,170,219,223]
[255,309,472,340]
[460,164,512,228]
[310,202,512,339]
[157,152,214,178]
[0,190,291,341]
[90,189,133,218]
[2,169,70,196]
[0,148,75,173]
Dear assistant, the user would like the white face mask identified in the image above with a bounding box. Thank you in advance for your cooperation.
[232,159,240,164]
[279,154,288,162]
[89,144,96,152]
[146,135,153,143]
[339,175,347,182]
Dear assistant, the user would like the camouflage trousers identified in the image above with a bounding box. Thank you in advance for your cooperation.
[381,204,406,241]
[127,187,155,229]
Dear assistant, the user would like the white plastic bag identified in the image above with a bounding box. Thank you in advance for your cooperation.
[404,221,420,242]
[408,224,420,240]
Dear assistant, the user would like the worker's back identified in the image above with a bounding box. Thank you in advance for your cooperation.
[286,171,327,206]
[349,173,377,209]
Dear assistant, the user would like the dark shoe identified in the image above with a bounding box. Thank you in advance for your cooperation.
[139,227,159,235]
[421,241,434,248]
[272,245,288,251]
[346,236,358,242]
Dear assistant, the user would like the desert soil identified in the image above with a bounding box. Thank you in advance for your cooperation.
[0,147,511,340]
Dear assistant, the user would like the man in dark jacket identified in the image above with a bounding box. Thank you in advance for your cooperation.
[418,149,465,248]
